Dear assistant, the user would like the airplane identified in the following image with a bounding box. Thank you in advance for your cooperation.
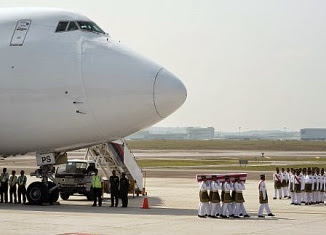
[0,8,187,204]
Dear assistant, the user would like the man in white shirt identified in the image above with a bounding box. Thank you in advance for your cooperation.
[258,174,275,218]
[209,175,221,218]
[198,176,210,218]
[221,176,232,218]
[281,168,289,198]
[273,168,283,199]
[9,170,17,204]
[234,176,250,218]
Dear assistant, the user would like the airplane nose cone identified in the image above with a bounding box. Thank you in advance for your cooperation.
[153,68,187,118]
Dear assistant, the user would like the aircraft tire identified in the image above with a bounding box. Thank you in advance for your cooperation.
[27,182,48,205]
[48,182,59,203]
[60,192,70,201]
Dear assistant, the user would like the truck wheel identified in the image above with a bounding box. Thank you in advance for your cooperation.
[27,182,48,205]
[86,191,94,201]
[48,182,59,203]
[60,192,70,200]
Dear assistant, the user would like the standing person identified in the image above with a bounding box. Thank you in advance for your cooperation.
[198,176,210,218]
[258,174,275,218]
[273,168,283,199]
[221,176,232,218]
[9,170,17,203]
[234,176,250,218]
[17,170,27,204]
[281,168,289,198]
[91,169,102,207]
[294,169,303,205]
[320,169,325,204]
[312,168,318,204]
[119,172,130,207]
[109,170,119,207]
[209,175,221,218]
[305,168,313,205]
[0,168,9,203]
[289,169,295,205]
[286,168,291,198]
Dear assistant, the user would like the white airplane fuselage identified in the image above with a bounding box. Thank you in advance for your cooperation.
[0,8,187,155]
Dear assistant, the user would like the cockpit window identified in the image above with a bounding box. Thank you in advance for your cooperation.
[55,21,68,32]
[77,21,105,34]
[67,21,78,31]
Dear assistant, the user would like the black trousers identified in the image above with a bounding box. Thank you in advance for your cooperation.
[111,190,119,207]
[18,185,26,203]
[1,183,8,203]
[121,191,128,207]
[10,185,17,203]
[93,188,102,206]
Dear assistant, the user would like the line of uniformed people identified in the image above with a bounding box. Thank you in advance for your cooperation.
[287,167,325,205]
[91,169,130,207]
[0,168,27,204]
[273,167,326,205]
[198,175,250,219]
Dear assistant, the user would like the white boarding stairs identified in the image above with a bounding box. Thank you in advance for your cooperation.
[86,139,144,194]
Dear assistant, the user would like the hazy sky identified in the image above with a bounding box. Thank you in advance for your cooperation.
[2,1,326,131]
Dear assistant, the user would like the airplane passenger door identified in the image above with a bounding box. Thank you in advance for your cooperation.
[10,20,31,46]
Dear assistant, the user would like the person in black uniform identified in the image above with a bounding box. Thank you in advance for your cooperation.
[0,168,9,203]
[109,170,119,207]
[120,172,130,207]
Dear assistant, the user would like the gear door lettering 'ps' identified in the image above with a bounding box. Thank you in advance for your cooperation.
[10,19,31,46]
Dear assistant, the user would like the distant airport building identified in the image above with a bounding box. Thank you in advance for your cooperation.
[300,128,326,141]
[186,127,215,140]
[127,127,215,140]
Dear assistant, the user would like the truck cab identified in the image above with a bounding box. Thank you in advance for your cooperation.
[55,159,96,200]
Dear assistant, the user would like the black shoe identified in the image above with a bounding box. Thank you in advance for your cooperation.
[244,214,250,218]
[268,213,275,216]
[198,215,206,218]
[258,215,265,218]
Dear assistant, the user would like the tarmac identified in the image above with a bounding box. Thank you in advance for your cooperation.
[0,176,325,235]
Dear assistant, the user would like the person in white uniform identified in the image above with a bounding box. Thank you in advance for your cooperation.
[234,176,250,218]
[221,176,232,218]
[273,168,283,199]
[294,169,304,205]
[258,174,275,218]
[281,168,289,198]
[198,176,210,218]
[209,175,221,218]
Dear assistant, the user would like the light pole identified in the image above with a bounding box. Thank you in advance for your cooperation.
[238,126,241,139]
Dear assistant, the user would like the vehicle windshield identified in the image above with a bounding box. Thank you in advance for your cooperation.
[77,21,105,34]
[57,162,88,174]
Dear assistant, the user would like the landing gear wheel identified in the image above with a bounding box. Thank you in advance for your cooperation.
[86,191,94,201]
[48,182,59,203]
[60,192,70,200]
[27,182,48,205]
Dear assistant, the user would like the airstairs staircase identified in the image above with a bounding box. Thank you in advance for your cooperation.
[85,139,144,196]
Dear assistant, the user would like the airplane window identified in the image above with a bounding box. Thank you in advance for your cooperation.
[67,21,78,31]
[77,21,105,34]
[55,21,69,32]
